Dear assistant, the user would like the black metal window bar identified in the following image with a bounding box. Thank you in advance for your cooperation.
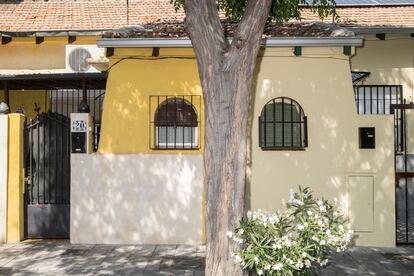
[49,89,105,151]
[150,95,201,149]
[354,85,403,152]
[259,97,308,150]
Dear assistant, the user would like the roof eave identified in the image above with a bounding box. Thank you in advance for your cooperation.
[97,37,364,48]
[346,26,414,34]
[0,29,114,37]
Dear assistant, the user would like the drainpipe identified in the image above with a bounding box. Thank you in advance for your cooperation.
[78,78,90,113]
[126,0,129,26]
[3,81,9,106]
[0,108,8,243]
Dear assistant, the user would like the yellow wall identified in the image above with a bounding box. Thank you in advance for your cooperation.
[249,47,395,247]
[0,36,100,121]
[0,36,99,70]
[98,48,203,154]
[6,114,25,243]
[351,34,414,100]
[0,90,50,121]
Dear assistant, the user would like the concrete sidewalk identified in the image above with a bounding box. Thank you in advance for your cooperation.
[0,240,204,275]
[1,240,414,275]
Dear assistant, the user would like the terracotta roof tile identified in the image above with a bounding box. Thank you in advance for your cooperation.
[301,5,414,26]
[0,0,413,33]
[102,22,355,38]
[0,0,185,32]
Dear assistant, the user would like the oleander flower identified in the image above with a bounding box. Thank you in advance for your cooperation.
[273,263,283,271]
[228,187,353,276]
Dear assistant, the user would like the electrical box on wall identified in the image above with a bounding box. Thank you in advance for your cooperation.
[70,113,93,154]
[359,127,375,149]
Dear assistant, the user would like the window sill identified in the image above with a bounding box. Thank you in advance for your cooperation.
[152,147,200,150]
[260,147,306,151]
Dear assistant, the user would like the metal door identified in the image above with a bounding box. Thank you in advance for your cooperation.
[25,112,70,238]
[392,103,414,244]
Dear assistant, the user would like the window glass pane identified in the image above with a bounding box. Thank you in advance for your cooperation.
[372,99,378,114]
[371,87,378,100]
[365,96,371,114]
[391,87,397,104]
[155,98,197,126]
[259,121,264,146]
[293,123,301,147]
[378,87,385,114]
[274,123,283,147]
[265,122,275,147]
[157,126,197,147]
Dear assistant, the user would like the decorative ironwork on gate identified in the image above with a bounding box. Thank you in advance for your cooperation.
[25,112,71,238]
[26,112,71,204]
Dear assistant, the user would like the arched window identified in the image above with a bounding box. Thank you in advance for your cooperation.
[154,97,198,149]
[259,97,307,149]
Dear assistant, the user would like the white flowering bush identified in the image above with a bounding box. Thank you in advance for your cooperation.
[228,187,353,275]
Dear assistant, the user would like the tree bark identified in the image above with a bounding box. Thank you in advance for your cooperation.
[183,1,272,275]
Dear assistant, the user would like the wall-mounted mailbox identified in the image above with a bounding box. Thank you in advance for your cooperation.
[70,113,93,154]
[71,132,86,153]
[359,127,375,149]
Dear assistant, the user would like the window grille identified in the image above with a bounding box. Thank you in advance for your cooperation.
[354,85,402,115]
[150,95,201,149]
[259,97,307,150]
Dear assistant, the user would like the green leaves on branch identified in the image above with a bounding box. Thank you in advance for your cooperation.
[171,0,338,23]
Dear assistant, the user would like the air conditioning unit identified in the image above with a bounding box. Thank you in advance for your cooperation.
[65,45,105,73]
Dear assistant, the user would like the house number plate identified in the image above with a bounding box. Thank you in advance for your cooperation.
[72,120,87,132]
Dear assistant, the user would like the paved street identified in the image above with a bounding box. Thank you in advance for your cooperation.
[0,240,414,275]
[320,246,414,276]
[0,240,204,275]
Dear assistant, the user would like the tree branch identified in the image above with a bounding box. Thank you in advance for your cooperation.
[183,0,229,56]
[223,0,273,71]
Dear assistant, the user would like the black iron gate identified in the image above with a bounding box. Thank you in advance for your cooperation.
[25,111,71,238]
[392,103,414,244]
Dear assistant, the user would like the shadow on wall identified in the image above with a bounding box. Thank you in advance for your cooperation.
[351,38,414,99]
[246,54,395,246]
[71,153,203,245]
[68,57,204,245]
[98,58,202,154]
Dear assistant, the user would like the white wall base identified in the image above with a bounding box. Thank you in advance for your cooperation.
[71,153,203,245]
[0,115,8,243]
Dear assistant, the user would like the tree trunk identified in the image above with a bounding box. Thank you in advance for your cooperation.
[183,1,272,275]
